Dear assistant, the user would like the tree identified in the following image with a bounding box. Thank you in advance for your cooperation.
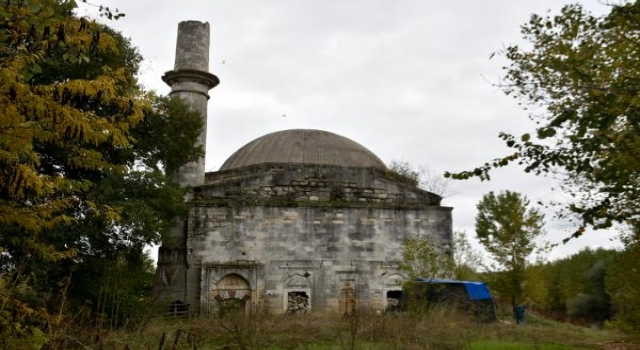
[534,247,614,319]
[399,237,453,280]
[398,237,453,313]
[0,0,204,344]
[607,225,640,332]
[452,230,483,280]
[446,1,640,239]
[387,160,420,187]
[522,262,549,313]
[388,160,455,197]
[566,259,612,326]
[52,95,203,329]
[475,191,545,311]
[0,0,145,343]
[0,0,143,239]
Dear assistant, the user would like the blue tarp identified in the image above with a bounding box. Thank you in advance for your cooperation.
[414,278,493,300]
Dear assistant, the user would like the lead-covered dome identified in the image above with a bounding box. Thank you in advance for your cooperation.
[219,129,386,171]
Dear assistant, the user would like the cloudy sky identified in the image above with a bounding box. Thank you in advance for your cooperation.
[82,0,622,260]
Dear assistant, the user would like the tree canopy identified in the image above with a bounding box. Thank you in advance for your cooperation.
[399,236,453,281]
[0,0,204,345]
[475,191,545,307]
[0,0,143,244]
[451,230,483,280]
[446,1,640,238]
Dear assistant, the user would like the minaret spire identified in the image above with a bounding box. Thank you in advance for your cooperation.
[162,21,219,187]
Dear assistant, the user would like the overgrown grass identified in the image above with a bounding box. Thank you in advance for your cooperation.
[470,342,585,350]
[67,307,636,350]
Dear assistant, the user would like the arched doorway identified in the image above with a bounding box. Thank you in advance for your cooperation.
[210,274,251,315]
[383,273,405,311]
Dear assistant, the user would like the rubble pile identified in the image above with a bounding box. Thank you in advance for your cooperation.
[287,292,309,314]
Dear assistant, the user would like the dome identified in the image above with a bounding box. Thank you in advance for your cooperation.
[220,129,386,171]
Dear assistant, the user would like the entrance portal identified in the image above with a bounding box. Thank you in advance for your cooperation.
[386,290,402,312]
[210,274,251,315]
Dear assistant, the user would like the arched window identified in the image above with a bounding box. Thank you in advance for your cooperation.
[284,274,311,314]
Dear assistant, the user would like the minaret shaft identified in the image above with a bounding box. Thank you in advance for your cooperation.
[154,21,219,312]
[162,21,219,187]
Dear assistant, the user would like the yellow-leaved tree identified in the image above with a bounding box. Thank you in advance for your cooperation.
[0,1,209,347]
[0,0,143,250]
[0,1,145,346]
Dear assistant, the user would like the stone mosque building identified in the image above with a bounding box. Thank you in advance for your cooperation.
[154,21,453,315]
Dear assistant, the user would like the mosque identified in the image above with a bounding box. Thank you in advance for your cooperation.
[153,21,453,315]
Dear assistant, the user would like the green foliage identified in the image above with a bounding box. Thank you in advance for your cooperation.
[607,240,640,332]
[73,251,156,329]
[475,191,545,306]
[522,263,549,312]
[386,160,419,187]
[566,259,611,324]
[0,272,50,350]
[79,0,126,20]
[0,0,144,241]
[399,237,453,280]
[386,160,453,196]
[485,247,618,325]
[452,230,484,280]
[0,0,205,345]
[543,248,615,321]
[134,94,204,177]
[445,1,640,239]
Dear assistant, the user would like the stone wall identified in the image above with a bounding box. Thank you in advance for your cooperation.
[188,203,451,313]
[199,163,441,207]
[186,164,451,314]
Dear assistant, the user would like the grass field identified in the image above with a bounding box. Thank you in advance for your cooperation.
[73,307,638,350]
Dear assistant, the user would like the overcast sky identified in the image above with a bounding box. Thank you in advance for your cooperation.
[82,0,623,260]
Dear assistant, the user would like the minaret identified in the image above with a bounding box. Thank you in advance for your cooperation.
[163,21,220,186]
[154,21,219,312]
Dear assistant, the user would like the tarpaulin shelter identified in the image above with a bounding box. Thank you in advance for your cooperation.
[402,278,496,321]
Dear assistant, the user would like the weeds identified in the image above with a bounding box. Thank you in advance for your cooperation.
[12,305,635,349]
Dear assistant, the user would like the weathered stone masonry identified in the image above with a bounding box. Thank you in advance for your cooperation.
[153,22,453,316]
[187,159,452,314]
